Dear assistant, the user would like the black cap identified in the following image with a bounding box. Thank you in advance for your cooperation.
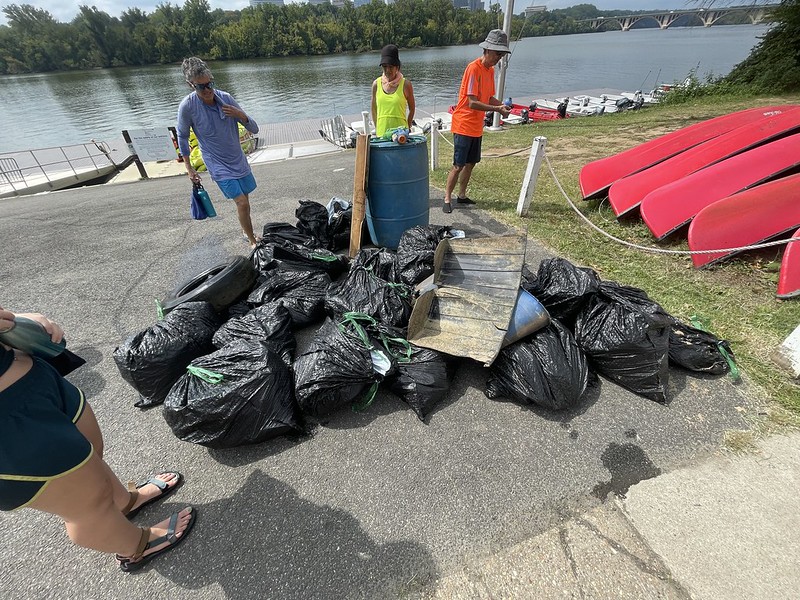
[379,44,400,67]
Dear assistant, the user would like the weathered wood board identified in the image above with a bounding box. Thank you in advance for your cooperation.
[408,234,527,365]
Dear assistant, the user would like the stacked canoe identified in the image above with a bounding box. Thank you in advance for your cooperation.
[579,105,800,298]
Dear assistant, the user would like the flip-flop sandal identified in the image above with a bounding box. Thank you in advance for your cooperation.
[118,507,197,573]
[123,471,183,519]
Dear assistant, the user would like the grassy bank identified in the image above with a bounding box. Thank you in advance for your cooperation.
[429,94,800,415]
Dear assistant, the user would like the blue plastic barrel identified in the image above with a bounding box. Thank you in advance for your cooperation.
[366,135,429,250]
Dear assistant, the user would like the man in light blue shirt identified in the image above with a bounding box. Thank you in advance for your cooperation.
[177,57,261,248]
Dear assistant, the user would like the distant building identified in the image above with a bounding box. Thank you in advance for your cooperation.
[250,0,285,6]
[453,0,483,10]
[524,4,546,16]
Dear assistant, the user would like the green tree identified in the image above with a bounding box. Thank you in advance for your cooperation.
[725,0,800,91]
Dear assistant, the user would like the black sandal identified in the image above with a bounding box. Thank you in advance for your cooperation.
[118,507,197,573]
[123,471,184,519]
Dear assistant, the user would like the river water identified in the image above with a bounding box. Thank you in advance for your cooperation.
[2,24,769,153]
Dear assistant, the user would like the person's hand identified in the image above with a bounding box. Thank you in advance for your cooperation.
[0,306,14,335]
[14,312,64,344]
[221,104,245,121]
[186,166,201,184]
[498,105,511,118]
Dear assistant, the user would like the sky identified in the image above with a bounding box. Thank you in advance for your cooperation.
[0,1,701,25]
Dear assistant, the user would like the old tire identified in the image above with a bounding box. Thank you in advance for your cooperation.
[161,256,257,315]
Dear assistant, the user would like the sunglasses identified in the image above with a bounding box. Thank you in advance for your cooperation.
[189,81,215,91]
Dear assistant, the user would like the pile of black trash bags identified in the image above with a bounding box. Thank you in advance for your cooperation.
[485,257,734,410]
[112,199,734,449]
[113,202,457,448]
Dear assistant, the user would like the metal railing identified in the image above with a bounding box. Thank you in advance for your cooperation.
[0,141,115,197]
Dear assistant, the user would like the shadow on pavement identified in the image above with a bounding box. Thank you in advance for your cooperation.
[147,470,438,599]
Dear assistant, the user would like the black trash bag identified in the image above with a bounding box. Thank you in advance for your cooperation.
[668,318,733,375]
[248,270,331,327]
[261,223,319,248]
[225,300,251,321]
[485,319,588,411]
[396,225,453,286]
[352,247,399,283]
[266,241,348,276]
[328,204,352,252]
[163,340,301,448]
[252,225,320,273]
[295,200,330,249]
[213,302,296,365]
[293,317,384,417]
[523,257,601,330]
[386,345,451,421]
[574,282,671,403]
[113,302,221,408]
[325,266,413,328]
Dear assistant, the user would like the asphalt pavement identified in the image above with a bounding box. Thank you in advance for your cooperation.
[0,150,796,600]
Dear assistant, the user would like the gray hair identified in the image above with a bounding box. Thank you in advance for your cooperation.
[182,57,212,82]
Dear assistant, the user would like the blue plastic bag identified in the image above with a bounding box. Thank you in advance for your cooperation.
[194,182,217,218]
[191,184,208,220]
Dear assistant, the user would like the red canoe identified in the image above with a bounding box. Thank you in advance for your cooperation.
[641,134,800,240]
[608,106,800,217]
[579,105,796,200]
[687,172,800,269]
[778,228,800,299]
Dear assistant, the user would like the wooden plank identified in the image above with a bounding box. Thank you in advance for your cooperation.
[409,234,528,365]
[349,134,369,258]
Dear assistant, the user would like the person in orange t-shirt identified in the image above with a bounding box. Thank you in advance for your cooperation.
[443,30,512,214]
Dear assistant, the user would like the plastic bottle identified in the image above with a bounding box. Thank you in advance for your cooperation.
[391,128,409,144]
[0,317,66,358]
[194,183,217,217]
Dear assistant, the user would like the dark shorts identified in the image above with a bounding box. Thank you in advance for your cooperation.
[453,133,482,166]
[0,358,92,511]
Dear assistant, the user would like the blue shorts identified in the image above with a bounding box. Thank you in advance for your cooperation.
[0,358,93,511]
[453,133,482,166]
[216,173,257,199]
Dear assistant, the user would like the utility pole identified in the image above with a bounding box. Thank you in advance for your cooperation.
[491,0,515,130]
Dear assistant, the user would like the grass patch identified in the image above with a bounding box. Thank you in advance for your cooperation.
[430,94,800,415]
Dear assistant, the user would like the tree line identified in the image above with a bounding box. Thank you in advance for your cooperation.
[0,0,602,74]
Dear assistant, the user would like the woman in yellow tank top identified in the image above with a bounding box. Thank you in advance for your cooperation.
[371,44,416,138]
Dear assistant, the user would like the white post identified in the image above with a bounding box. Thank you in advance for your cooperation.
[430,128,438,171]
[361,110,370,135]
[491,0,515,129]
[516,136,547,217]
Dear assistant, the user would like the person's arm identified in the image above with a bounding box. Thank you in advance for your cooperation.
[466,95,510,116]
[221,97,258,134]
[0,306,64,343]
[371,79,378,130]
[404,80,415,127]
[177,101,200,183]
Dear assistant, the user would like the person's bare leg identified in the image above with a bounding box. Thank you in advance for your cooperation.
[28,453,193,560]
[233,193,257,248]
[445,165,463,206]
[74,402,180,515]
[457,163,476,199]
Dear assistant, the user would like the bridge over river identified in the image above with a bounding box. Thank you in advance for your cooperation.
[579,3,778,31]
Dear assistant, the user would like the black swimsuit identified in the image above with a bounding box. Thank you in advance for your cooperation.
[0,350,92,510]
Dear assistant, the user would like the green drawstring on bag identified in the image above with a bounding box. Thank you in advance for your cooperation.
[690,315,740,383]
[352,381,379,412]
[155,299,165,321]
[186,365,224,384]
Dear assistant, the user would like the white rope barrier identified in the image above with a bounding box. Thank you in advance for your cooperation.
[544,154,798,256]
